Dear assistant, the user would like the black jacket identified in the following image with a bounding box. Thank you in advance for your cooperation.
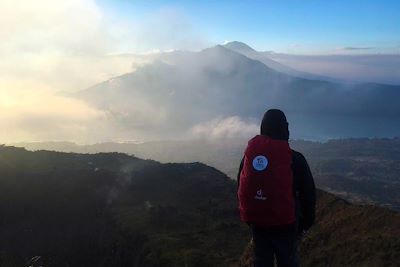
[237,149,316,232]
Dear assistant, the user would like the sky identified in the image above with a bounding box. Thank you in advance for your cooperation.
[0,0,399,143]
[98,0,400,54]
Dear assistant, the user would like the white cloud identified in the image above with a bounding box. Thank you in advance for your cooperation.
[0,0,208,143]
[190,116,259,140]
[0,87,105,142]
[0,0,130,143]
[0,0,138,92]
[0,1,207,93]
[114,7,207,53]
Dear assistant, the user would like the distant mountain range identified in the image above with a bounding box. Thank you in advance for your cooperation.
[1,146,399,266]
[223,41,338,82]
[73,42,400,140]
[224,41,400,85]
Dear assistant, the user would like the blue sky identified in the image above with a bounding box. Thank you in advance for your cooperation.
[98,0,400,54]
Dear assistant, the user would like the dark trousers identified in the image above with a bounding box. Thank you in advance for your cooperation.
[252,225,299,267]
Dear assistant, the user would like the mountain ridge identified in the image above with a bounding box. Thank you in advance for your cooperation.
[222,41,334,81]
[73,44,400,140]
[11,137,400,211]
[223,41,257,53]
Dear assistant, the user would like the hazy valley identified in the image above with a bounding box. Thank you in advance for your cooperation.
[13,137,400,212]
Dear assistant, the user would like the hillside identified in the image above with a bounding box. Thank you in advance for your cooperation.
[13,138,400,211]
[1,146,399,266]
[238,190,400,267]
[0,146,248,267]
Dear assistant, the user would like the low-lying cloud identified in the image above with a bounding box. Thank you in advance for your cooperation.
[341,47,374,51]
[190,117,259,140]
[0,88,105,142]
[0,0,209,143]
[269,53,400,84]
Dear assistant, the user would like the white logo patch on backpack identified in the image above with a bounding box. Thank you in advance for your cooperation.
[252,155,268,171]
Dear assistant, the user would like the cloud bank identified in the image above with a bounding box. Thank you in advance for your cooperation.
[0,0,207,143]
[0,89,105,142]
[341,47,375,51]
[190,117,259,140]
[269,53,400,85]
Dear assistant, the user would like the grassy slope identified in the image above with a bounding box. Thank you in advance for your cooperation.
[238,190,400,267]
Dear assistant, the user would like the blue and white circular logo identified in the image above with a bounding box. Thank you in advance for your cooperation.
[252,155,268,171]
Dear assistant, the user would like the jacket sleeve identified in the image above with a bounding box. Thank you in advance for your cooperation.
[237,156,244,189]
[292,150,316,231]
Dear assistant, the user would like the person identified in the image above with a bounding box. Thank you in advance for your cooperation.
[237,109,316,267]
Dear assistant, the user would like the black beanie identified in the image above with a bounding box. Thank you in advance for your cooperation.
[260,109,289,140]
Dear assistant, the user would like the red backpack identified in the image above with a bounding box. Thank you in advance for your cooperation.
[238,135,295,227]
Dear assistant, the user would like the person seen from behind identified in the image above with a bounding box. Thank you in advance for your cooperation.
[237,109,316,267]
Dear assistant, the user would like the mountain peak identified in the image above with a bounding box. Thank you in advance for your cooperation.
[206,44,230,51]
[199,44,245,59]
[223,41,256,52]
